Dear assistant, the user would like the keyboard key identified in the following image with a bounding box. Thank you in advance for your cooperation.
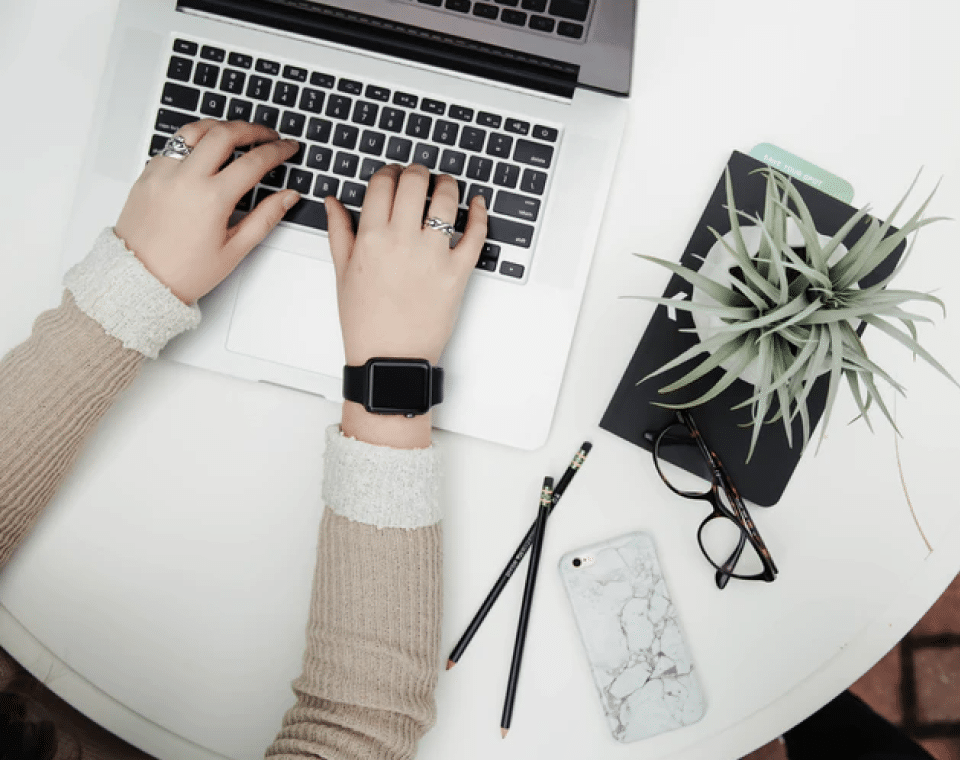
[333,124,359,150]
[529,15,555,32]
[280,111,306,137]
[500,261,525,278]
[493,162,520,188]
[440,149,467,175]
[200,92,227,118]
[467,184,494,208]
[307,118,332,143]
[307,145,333,171]
[557,21,584,38]
[237,188,254,212]
[313,175,339,199]
[445,0,471,10]
[311,72,335,88]
[379,107,406,133]
[273,82,300,107]
[256,59,281,75]
[258,189,329,230]
[394,91,418,109]
[476,242,500,270]
[338,78,363,95]
[466,155,493,182]
[289,141,306,166]
[288,168,314,194]
[365,85,391,102]
[149,133,168,156]
[340,181,366,207]
[352,101,379,126]
[477,111,502,128]
[228,98,253,121]
[496,0,519,6]
[521,0,547,9]
[532,124,559,142]
[359,158,386,181]
[449,105,475,121]
[433,120,459,145]
[406,114,433,139]
[386,137,413,162]
[200,45,226,63]
[173,39,198,56]
[459,126,486,151]
[549,0,588,20]
[457,180,468,203]
[473,2,499,18]
[228,52,253,69]
[283,65,308,82]
[494,190,541,221]
[194,63,220,88]
[359,130,386,155]
[326,95,352,119]
[299,88,325,114]
[412,143,440,170]
[167,56,193,82]
[487,216,534,248]
[421,98,446,115]
[220,69,246,95]
[501,9,527,24]
[333,152,359,177]
[505,118,530,135]
[486,133,514,158]
[162,82,200,112]
[261,164,287,188]
[513,138,553,168]
[520,167,547,195]
[253,105,280,130]
[419,0,442,5]
[246,75,272,101]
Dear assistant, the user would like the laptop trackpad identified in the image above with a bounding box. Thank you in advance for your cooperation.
[225,246,345,376]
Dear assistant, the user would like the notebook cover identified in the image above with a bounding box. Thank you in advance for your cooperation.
[600,151,903,507]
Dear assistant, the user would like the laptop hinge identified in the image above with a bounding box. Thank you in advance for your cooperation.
[176,0,579,98]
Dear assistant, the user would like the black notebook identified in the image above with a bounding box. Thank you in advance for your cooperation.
[600,150,903,507]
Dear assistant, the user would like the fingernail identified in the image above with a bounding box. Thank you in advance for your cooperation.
[283,192,300,210]
[475,194,487,209]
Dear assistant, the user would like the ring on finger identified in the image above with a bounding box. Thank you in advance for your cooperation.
[423,216,456,238]
[160,133,193,161]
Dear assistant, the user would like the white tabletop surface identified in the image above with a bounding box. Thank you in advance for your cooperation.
[1,2,959,759]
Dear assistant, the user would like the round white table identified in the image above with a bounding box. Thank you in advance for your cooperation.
[1,2,959,759]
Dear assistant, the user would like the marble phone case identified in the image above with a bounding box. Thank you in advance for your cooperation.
[559,532,705,743]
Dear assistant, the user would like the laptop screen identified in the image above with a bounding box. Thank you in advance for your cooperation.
[177,0,635,96]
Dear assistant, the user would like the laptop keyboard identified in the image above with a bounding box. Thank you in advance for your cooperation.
[406,0,592,41]
[150,37,563,283]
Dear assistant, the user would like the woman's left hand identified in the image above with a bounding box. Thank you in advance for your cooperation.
[114,119,301,304]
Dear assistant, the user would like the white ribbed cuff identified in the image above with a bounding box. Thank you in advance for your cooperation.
[63,228,201,359]
[322,425,442,530]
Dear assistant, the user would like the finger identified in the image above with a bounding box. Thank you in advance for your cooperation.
[224,189,301,265]
[425,174,460,239]
[325,196,357,281]
[358,164,403,236]
[217,138,300,203]
[452,193,488,272]
[188,120,286,176]
[390,164,432,233]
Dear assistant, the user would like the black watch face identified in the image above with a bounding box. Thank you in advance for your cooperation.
[368,361,431,415]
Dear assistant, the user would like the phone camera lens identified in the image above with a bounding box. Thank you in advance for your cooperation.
[572,558,582,568]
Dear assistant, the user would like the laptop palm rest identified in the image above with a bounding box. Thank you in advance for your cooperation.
[225,246,345,377]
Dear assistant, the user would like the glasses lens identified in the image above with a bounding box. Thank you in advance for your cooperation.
[699,509,766,578]
[654,424,713,496]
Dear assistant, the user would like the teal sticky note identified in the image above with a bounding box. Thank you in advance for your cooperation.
[749,143,855,204]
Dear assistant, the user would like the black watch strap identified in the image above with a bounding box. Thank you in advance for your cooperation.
[342,358,444,415]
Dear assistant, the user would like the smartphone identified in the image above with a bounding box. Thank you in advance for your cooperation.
[558,531,705,743]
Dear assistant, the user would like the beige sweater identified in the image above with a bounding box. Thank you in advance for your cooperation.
[0,230,443,760]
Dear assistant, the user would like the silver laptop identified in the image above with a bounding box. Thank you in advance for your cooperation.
[62,0,635,449]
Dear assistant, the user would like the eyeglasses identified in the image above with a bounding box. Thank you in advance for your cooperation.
[646,410,778,589]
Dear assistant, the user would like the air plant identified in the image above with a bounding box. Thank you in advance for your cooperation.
[636,167,956,461]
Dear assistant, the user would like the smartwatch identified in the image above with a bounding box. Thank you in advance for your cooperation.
[342,358,444,417]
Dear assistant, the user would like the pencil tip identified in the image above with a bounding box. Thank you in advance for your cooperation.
[446,659,456,671]
[501,728,509,738]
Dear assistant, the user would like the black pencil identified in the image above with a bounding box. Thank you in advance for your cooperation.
[500,476,553,738]
[446,442,591,670]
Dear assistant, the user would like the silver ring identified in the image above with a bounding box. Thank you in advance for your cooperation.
[160,134,193,161]
[423,216,456,238]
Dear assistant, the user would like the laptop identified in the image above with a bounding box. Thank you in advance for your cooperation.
[62,0,635,449]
